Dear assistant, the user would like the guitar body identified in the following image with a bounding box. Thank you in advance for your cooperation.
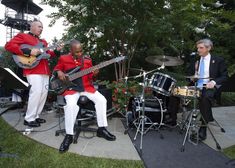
[49,76,73,94]
[49,67,82,94]
[13,42,51,69]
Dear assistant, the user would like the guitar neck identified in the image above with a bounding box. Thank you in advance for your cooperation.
[68,59,117,81]
[42,40,70,52]
[43,46,55,52]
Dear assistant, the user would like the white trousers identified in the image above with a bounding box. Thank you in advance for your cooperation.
[64,91,108,135]
[25,74,49,122]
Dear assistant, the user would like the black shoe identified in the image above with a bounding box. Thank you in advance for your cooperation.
[24,120,40,127]
[36,118,46,124]
[199,127,207,141]
[97,128,116,141]
[59,134,73,153]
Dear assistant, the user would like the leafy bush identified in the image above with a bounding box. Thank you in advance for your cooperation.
[98,80,143,113]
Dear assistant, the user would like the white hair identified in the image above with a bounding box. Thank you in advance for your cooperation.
[196,39,213,48]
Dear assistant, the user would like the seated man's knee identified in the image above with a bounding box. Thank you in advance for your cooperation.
[97,94,107,104]
[101,96,107,104]
[65,100,77,107]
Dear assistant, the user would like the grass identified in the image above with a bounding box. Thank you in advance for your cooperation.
[223,145,235,159]
[220,92,235,106]
[0,118,143,168]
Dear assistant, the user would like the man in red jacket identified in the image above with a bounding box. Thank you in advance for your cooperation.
[54,40,116,152]
[5,20,62,127]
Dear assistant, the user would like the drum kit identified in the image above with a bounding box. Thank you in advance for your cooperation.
[124,55,215,153]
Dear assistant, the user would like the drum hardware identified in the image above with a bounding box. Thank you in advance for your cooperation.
[125,65,175,153]
[184,75,212,80]
[121,76,129,117]
[129,68,145,72]
[123,67,163,136]
[145,55,184,66]
[131,67,165,154]
[180,84,201,152]
[180,84,222,152]
[200,116,222,150]
[120,70,153,115]
[120,71,147,118]
[131,69,148,154]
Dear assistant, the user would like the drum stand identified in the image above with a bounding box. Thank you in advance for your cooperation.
[180,85,222,152]
[131,70,146,153]
[121,76,129,118]
[123,72,144,134]
[180,94,200,152]
[132,69,165,154]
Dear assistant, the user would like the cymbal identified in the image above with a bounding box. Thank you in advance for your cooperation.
[145,55,184,66]
[184,75,212,79]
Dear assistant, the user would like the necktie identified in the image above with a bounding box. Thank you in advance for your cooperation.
[197,58,205,88]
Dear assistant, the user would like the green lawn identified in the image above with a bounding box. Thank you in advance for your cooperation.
[1,113,235,168]
[224,145,235,159]
[0,118,143,168]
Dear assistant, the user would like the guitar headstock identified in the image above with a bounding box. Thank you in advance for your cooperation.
[114,56,126,62]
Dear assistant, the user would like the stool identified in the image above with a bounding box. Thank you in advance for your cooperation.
[55,95,97,144]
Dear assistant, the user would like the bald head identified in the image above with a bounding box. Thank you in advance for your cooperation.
[70,40,83,57]
[30,20,43,37]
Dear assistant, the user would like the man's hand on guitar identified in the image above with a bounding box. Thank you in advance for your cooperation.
[30,48,41,56]
[57,71,67,81]
[56,43,64,51]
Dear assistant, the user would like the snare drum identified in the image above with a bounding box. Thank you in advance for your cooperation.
[173,86,201,98]
[149,72,176,96]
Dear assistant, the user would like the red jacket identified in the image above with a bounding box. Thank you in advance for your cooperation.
[54,53,96,95]
[4,33,56,76]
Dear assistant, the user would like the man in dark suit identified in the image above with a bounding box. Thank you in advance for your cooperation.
[168,38,228,140]
[192,39,228,140]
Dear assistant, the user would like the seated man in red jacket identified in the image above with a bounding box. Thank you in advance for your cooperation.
[54,40,116,152]
[5,20,62,127]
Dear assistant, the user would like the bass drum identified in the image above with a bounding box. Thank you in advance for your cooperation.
[126,96,165,127]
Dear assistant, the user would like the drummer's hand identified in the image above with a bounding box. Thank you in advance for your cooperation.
[57,70,67,81]
[206,81,215,89]
[190,78,196,83]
